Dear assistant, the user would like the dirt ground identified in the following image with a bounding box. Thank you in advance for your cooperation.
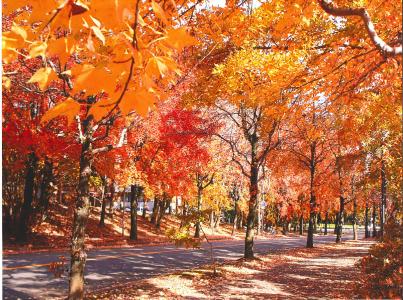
[86,239,374,300]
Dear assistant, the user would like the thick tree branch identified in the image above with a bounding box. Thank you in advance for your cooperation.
[92,128,127,154]
[318,0,402,56]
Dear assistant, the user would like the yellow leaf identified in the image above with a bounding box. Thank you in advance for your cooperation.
[151,1,169,25]
[27,67,53,90]
[119,88,155,117]
[145,56,169,78]
[90,15,101,27]
[29,41,48,58]
[2,77,11,90]
[41,98,81,126]
[91,26,105,44]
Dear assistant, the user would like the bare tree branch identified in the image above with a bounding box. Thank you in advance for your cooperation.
[318,0,402,56]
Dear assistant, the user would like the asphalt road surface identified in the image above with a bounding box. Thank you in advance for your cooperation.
[3,230,360,299]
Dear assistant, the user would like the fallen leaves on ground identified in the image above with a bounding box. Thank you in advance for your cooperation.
[86,239,375,300]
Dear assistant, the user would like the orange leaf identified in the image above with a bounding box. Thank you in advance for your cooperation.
[119,88,155,117]
[151,1,169,25]
[41,97,81,126]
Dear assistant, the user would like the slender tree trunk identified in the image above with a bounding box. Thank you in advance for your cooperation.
[108,181,115,220]
[324,211,328,235]
[364,200,370,238]
[372,202,377,237]
[37,158,53,222]
[142,200,147,218]
[151,197,160,224]
[245,163,258,258]
[335,196,345,243]
[194,188,202,238]
[214,212,220,229]
[68,118,94,300]
[299,214,304,235]
[353,196,358,240]
[99,177,107,227]
[17,152,38,242]
[130,185,141,240]
[232,200,238,236]
[237,211,243,229]
[210,210,214,233]
[156,196,169,228]
[313,213,318,233]
[380,159,387,237]
[334,214,339,234]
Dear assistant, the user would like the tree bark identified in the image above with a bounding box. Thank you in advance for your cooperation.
[210,210,215,233]
[68,116,94,300]
[130,185,142,240]
[335,196,345,243]
[245,163,258,258]
[37,157,53,222]
[324,211,328,235]
[151,197,160,224]
[352,196,358,240]
[372,202,377,237]
[232,200,238,236]
[306,143,316,248]
[99,176,107,227]
[380,159,387,237]
[108,181,115,220]
[142,200,147,218]
[17,152,38,242]
[156,196,169,228]
[299,214,304,235]
[194,187,202,238]
[364,200,370,238]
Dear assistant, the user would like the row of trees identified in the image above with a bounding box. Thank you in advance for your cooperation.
[3,0,401,299]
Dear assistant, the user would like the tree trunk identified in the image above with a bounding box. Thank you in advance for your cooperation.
[130,185,141,240]
[299,214,304,235]
[210,210,214,233]
[324,211,328,235]
[306,155,316,248]
[306,196,315,248]
[156,196,169,228]
[335,196,345,243]
[37,157,53,222]
[194,188,202,238]
[232,201,238,236]
[245,163,258,259]
[142,200,147,218]
[214,212,220,229]
[380,159,387,237]
[372,202,377,237]
[151,197,160,224]
[364,200,370,238]
[334,214,338,234]
[17,152,38,242]
[99,177,107,227]
[108,181,115,220]
[68,119,94,300]
[352,196,358,240]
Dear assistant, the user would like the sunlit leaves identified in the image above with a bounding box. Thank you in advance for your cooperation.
[119,88,156,117]
[41,97,81,125]
[164,27,198,50]
[27,67,54,90]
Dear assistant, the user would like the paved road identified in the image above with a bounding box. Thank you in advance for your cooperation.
[3,230,360,299]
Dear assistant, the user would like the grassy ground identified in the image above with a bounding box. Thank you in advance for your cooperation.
[86,239,374,299]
